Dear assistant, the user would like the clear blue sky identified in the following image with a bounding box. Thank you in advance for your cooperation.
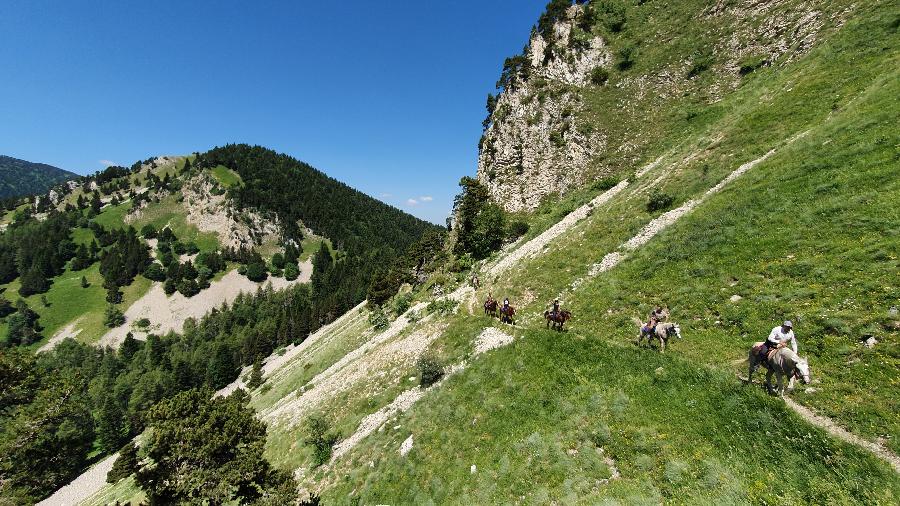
[0,0,549,223]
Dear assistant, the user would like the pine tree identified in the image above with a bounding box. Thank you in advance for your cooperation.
[246,360,264,390]
[97,395,127,452]
[81,276,89,288]
[107,441,139,484]
[104,305,126,327]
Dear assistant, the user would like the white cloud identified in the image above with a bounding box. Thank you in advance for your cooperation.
[406,198,419,206]
[419,196,433,202]
[99,159,118,167]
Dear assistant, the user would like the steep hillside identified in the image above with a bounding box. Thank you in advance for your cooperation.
[31,1,900,504]
[0,155,77,199]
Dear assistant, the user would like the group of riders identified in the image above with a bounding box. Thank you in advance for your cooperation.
[476,269,806,390]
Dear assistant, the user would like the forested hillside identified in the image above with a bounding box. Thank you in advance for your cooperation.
[16,0,900,504]
[0,155,77,199]
[0,148,439,503]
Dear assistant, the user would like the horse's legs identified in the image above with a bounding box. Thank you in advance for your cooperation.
[765,369,774,394]
[659,337,666,353]
[787,376,795,392]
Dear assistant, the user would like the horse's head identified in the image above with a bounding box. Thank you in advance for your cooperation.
[795,357,811,384]
[669,323,682,339]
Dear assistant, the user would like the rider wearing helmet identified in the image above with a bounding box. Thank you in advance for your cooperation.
[550,298,560,319]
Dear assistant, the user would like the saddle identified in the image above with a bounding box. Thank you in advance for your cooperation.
[752,342,779,362]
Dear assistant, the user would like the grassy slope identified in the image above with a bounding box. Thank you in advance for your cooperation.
[310,3,900,503]
[91,1,898,503]
[210,164,242,187]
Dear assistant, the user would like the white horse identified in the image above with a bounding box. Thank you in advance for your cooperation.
[748,345,811,396]
[637,322,682,353]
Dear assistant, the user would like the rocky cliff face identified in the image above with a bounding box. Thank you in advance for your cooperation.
[477,5,609,213]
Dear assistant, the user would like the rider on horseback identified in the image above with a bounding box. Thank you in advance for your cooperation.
[550,298,560,320]
[642,306,666,335]
[502,297,510,311]
[759,321,797,361]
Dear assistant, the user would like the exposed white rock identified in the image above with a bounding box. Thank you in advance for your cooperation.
[399,435,414,456]
[477,4,610,212]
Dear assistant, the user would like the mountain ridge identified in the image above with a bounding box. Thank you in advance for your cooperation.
[0,155,78,199]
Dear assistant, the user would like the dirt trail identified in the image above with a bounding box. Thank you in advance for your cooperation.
[216,301,367,397]
[37,319,83,353]
[263,303,435,425]
[328,327,515,463]
[36,453,118,506]
[783,397,900,474]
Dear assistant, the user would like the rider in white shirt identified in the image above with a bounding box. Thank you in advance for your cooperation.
[767,320,798,353]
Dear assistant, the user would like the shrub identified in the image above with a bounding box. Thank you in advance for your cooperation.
[392,293,412,317]
[271,253,285,269]
[599,0,627,32]
[369,306,390,331]
[738,54,767,76]
[140,224,157,239]
[687,49,714,78]
[107,442,139,483]
[417,353,445,388]
[143,262,166,281]
[616,43,637,70]
[507,220,530,241]
[106,287,123,304]
[426,299,458,316]
[80,276,90,288]
[284,263,300,281]
[647,191,675,213]
[104,305,126,328]
[246,360,264,390]
[592,176,620,192]
[135,318,151,329]
[589,66,610,85]
[305,414,339,467]
[245,262,268,282]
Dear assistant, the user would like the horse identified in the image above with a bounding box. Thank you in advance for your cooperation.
[544,309,571,331]
[500,305,515,325]
[637,322,682,353]
[484,299,498,318]
[748,344,810,396]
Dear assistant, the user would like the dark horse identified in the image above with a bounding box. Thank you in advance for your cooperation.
[544,310,572,331]
[500,305,516,325]
[484,299,498,318]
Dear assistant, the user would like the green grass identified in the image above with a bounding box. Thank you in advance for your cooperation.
[93,201,134,230]
[209,164,242,187]
[71,227,96,246]
[0,263,153,348]
[126,194,220,252]
[81,475,145,506]
[321,330,898,504]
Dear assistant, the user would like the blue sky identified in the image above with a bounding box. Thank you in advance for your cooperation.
[0,0,549,223]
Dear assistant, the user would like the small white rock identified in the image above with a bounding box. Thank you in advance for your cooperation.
[399,435,413,457]
[729,294,743,303]
[470,464,477,474]
[864,336,877,348]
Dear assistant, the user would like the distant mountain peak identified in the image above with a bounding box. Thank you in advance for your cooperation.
[0,155,79,199]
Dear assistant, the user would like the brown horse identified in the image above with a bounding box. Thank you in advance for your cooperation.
[544,310,572,331]
[484,299,498,318]
[500,305,516,325]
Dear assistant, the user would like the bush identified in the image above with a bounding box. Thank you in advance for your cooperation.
[599,0,627,32]
[738,54,767,76]
[616,43,637,70]
[135,318,151,328]
[104,305,126,328]
[426,299,458,316]
[245,262,268,282]
[589,66,610,85]
[107,442,139,483]
[592,176,620,192]
[392,293,412,317]
[305,414,339,467]
[283,263,300,281]
[246,360,264,390]
[143,262,166,282]
[140,224,157,239]
[506,220,530,241]
[271,253,285,269]
[417,353,445,388]
[369,306,390,331]
[647,191,675,213]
